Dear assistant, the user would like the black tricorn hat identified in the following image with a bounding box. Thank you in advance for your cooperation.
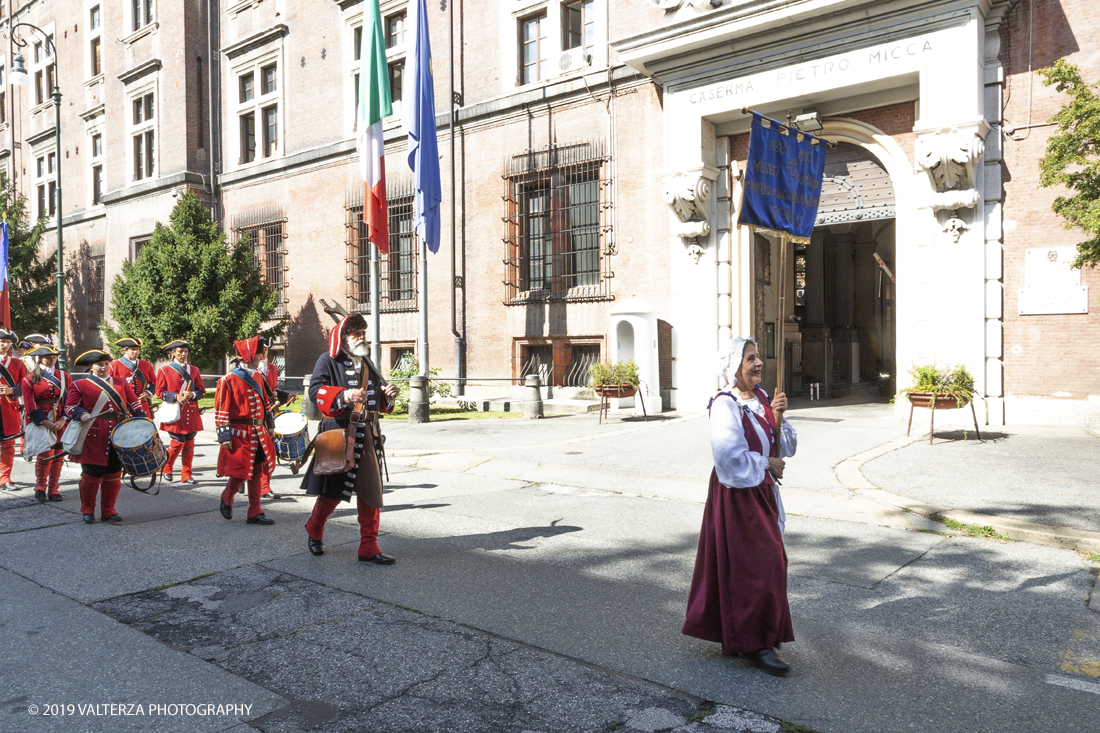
[24,333,52,345]
[114,337,143,349]
[0,329,15,342]
[26,345,58,358]
[74,349,113,368]
[161,339,190,352]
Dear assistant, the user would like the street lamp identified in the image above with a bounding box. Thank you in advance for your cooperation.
[10,25,65,369]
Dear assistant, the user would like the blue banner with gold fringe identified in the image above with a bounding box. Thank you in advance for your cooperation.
[737,113,827,240]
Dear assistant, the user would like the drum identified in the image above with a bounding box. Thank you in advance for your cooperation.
[273,412,310,462]
[111,417,167,479]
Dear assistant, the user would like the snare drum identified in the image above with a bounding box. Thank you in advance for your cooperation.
[273,412,309,462]
[110,418,167,478]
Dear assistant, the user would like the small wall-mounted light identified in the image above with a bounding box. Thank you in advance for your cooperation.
[792,110,823,132]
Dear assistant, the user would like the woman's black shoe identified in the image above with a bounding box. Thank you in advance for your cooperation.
[308,538,325,556]
[82,514,96,524]
[220,500,232,520]
[246,513,275,525]
[358,552,396,565]
[34,490,47,502]
[102,513,122,524]
[48,493,63,502]
[745,649,790,677]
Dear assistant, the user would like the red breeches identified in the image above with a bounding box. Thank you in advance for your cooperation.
[221,460,266,518]
[0,438,14,484]
[305,495,381,558]
[34,449,63,494]
[79,471,123,517]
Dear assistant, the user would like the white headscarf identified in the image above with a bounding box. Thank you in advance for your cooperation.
[716,336,756,387]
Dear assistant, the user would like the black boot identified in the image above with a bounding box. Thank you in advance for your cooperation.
[745,649,790,677]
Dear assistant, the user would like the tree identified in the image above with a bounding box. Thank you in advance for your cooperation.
[0,175,55,336]
[102,190,283,370]
[1038,60,1100,269]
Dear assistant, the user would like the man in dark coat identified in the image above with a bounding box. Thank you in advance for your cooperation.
[301,313,397,564]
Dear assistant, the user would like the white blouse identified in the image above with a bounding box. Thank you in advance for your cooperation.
[709,389,798,534]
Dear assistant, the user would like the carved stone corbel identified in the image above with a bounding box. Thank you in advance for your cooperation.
[649,0,721,11]
[915,124,988,212]
[663,167,717,261]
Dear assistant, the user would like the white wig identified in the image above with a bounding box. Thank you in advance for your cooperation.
[716,337,757,386]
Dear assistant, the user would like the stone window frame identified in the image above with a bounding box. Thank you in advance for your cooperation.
[344,1,407,141]
[228,43,284,170]
[28,24,56,113]
[86,111,105,207]
[86,1,104,82]
[33,144,58,221]
[126,79,159,183]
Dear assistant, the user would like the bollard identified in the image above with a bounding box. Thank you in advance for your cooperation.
[522,375,544,419]
[301,375,321,420]
[408,375,430,423]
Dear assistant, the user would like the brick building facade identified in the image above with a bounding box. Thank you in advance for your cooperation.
[2,0,1096,419]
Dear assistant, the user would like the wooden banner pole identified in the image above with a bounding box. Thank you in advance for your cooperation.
[775,235,789,456]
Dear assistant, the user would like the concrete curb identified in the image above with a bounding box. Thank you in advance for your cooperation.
[841,441,1100,556]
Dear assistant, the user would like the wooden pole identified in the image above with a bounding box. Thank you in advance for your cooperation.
[775,235,789,456]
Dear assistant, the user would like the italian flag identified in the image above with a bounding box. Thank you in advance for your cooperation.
[357,0,392,254]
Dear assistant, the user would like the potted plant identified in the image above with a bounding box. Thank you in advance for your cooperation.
[898,363,981,442]
[588,359,640,399]
[899,363,976,410]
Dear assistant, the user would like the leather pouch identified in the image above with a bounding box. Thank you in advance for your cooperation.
[312,367,365,476]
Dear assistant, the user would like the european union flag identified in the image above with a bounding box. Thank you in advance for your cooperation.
[403,0,441,254]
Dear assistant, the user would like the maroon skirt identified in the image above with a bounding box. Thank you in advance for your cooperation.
[682,468,794,654]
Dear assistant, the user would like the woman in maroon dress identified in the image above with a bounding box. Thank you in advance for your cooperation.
[682,337,798,676]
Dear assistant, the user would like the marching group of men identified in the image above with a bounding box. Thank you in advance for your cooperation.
[0,311,401,565]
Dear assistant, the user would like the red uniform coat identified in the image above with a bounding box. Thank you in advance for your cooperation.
[214,368,276,480]
[21,370,72,429]
[63,376,147,466]
[155,362,206,434]
[0,354,28,440]
[109,357,156,415]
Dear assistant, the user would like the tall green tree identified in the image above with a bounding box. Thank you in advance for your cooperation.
[1038,60,1100,269]
[102,190,283,370]
[0,175,55,336]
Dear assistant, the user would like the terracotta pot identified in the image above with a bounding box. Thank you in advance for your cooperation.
[594,384,637,399]
[906,391,969,410]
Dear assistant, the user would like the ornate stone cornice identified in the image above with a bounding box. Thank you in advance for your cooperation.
[915,121,990,212]
[663,166,718,261]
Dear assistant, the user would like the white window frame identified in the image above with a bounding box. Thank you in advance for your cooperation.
[33,146,57,221]
[129,0,155,33]
[29,24,56,112]
[127,81,158,183]
[230,47,283,169]
[502,0,606,92]
[0,61,7,130]
[88,123,105,207]
[345,2,406,140]
[86,2,104,82]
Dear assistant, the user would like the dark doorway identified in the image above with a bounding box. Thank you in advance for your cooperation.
[795,143,896,400]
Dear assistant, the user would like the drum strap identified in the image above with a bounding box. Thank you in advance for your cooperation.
[119,357,149,394]
[87,375,127,416]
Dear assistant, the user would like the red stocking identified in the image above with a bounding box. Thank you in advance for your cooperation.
[305,495,341,540]
[0,439,15,484]
[357,500,381,558]
[100,472,123,518]
[48,457,63,495]
[79,475,103,516]
[163,440,183,477]
[180,441,195,481]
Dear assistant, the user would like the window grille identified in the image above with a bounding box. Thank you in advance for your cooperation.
[344,181,418,314]
[231,206,289,319]
[520,344,553,385]
[564,343,600,387]
[502,140,613,304]
[89,253,106,326]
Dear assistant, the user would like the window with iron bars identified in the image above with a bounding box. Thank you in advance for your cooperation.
[345,181,418,314]
[503,141,613,304]
[231,207,288,319]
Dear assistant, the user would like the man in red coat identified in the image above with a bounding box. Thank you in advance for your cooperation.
[21,345,71,502]
[216,337,277,525]
[109,337,155,419]
[0,329,28,491]
[154,340,206,484]
[64,350,148,524]
[253,340,296,502]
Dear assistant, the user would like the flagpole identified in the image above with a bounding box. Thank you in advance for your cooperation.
[418,236,428,377]
[370,241,381,368]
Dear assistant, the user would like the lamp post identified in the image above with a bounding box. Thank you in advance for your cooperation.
[10,25,65,368]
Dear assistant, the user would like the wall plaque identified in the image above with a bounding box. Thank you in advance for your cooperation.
[1018,247,1088,315]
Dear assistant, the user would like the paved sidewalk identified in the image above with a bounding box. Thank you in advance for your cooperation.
[2,397,1099,733]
